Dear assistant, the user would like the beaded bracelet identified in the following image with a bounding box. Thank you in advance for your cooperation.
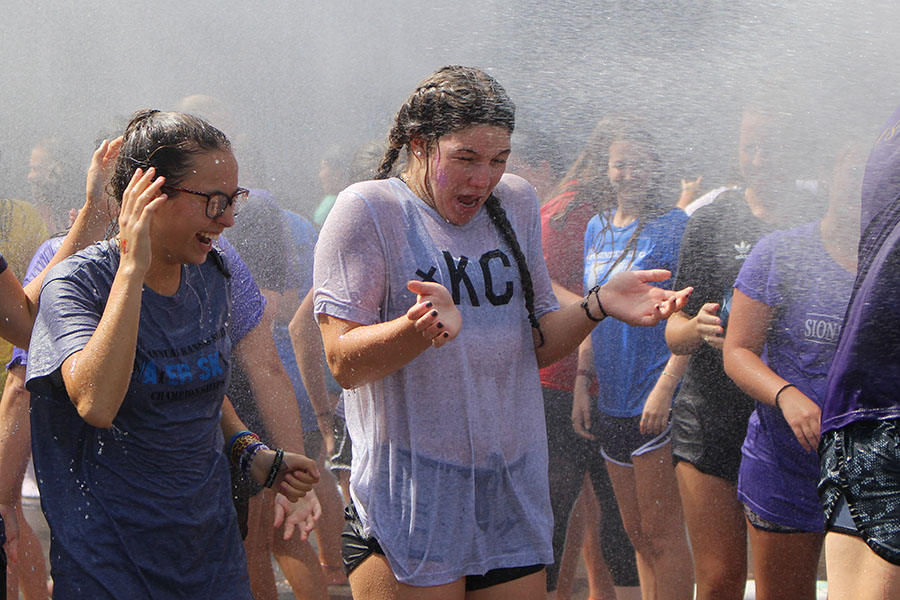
[227,431,260,467]
[264,448,285,488]
[239,440,269,477]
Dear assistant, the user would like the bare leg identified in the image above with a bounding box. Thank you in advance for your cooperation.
[15,502,48,600]
[579,478,617,600]
[675,462,746,600]
[747,520,822,600]
[349,552,465,600]
[554,478,588,600]
[243,491,279,600]
[310,460,347,585]
[825,531,900,600]
[607,445,693,600]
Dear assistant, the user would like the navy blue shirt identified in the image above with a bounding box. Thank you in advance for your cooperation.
[26,242,253,599]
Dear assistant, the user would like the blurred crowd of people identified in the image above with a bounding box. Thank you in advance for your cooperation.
[0,67,897,600]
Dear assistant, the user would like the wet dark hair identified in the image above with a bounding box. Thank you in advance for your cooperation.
[109,109,231,204]
[377,65,544,345]
[547,116,670,273]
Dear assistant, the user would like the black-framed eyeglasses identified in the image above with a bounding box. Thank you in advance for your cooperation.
[162,185,250,219]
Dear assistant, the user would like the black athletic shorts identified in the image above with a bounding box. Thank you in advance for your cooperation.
[341,503,544,590]
[819,419,900,565]
[671,392,754,483]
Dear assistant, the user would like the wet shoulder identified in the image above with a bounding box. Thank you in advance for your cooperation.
[44,241,119,287]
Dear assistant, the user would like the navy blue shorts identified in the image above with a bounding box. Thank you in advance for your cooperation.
[595,413,671,467]
[341,503,544,590]
[819,419,900,565]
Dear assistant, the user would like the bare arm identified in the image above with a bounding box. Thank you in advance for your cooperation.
[640,353,689,435]
[220,396,319,500]
[534,269,692,369]
[0,140,122,349]
[289,287,334,442]
[665,302,724,355]
[0,365,33,562]
[62,167,165,428]
[723,289,820,451]
[234,290,306,455]
[318,280,461,389]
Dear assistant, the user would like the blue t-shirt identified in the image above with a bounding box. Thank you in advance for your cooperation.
[584,208,688,417]
[25,242,252,599]
[735,222,854,531]
[11,235,262,369]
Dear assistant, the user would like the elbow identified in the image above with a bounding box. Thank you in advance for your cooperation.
[664,322,694,355]
[325,355,362,390]
[71,393,117,429]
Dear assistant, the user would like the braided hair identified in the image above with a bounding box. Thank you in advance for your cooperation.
[379,65,544,345]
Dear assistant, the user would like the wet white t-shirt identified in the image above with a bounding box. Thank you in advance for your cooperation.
[314,173,557,585]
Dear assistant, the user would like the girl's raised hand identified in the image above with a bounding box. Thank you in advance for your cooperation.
[86,137,123,212]
[117,167,167,274]
[601,269,692,327]
[406,280,462,348]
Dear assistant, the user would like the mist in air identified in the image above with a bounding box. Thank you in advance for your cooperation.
[1,1,896,214]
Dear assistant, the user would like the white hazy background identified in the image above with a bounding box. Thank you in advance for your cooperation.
[1,1,897,212]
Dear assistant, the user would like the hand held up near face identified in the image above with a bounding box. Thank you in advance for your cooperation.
[600,269,692,327]
[406,280,462,348]
[117,167,168,274]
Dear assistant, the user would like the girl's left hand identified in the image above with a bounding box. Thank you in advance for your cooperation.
[601,270,692,327]
[273,490,322,541]
[640,378,675,435]
[250,449,321,502]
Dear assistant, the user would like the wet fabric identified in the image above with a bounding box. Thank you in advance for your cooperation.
[819,419,900,565]
[822,104,900,434]
[584,208,687,417]
[314,174,556,586]
[11,235,262,368]
[671,190,773,482]
[26,242,252,599]
[341,502,546,590]
[734,222,854,532]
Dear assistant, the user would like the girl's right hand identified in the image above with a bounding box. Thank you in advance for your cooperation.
[693,302,724,349]
[117,167,167,274]
[572,384,596,440]
[777,387,822,452]
[406,280,461,348]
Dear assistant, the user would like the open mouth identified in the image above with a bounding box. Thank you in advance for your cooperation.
[196,232,220,245]
[459,195,481,208]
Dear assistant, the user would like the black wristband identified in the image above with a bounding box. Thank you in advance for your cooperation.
[0,253,7,275]
[774,383,796,409]
[264,448,285,488]
[581,285,606,322]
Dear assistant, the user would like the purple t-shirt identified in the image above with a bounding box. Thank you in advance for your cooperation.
[735,222,854,531]
[822,105,900,434]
